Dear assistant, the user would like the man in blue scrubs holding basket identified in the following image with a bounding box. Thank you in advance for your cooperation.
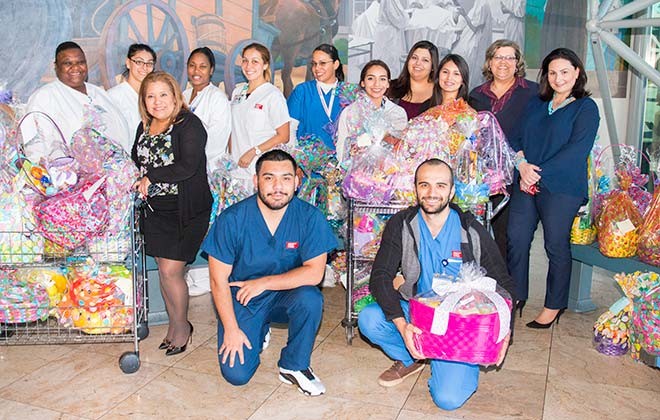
[202,150,337,396]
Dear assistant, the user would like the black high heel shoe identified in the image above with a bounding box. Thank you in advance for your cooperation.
[165,322,194,356]
[158,339,171,350]
[515,300,526,318]
[526,309,565,329]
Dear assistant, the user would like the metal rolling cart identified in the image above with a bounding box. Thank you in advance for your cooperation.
[0,197,149,374]
[342,199,408,344]
[341,196,509,344]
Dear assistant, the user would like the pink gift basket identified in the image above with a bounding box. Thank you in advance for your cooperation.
[409,263,512,365]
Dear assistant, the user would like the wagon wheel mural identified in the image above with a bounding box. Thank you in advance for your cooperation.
[99,0,189,88]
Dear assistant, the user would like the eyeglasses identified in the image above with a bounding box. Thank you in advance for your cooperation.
[130,58,156,68]
[492,55,517,62]
[311,60,333,67]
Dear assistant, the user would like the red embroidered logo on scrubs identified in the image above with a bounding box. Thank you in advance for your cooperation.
[285,241,299,249]
[451,250,462,259]
[254,103,264,110]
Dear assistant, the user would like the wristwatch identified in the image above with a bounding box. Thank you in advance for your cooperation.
[254,146,262,156]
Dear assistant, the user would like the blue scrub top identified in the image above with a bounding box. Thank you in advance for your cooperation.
[417,208,463,293]
[202,195,337,288]
[287,80,342,149]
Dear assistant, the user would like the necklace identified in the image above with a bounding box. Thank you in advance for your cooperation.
[548,94,575,115]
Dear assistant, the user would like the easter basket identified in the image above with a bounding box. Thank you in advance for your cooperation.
[630,282,660,360]
[0,270,50,323]
[637,187,660,266]
[597,172,643,258]
[34,176,109,250]
[409,263,512,365]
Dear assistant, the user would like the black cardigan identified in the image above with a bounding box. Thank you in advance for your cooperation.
[131,110,212,227]
[468,79,539,142]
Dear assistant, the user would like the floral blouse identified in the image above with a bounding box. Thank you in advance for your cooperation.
[134,123,178,196]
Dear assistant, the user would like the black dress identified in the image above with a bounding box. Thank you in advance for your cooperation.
[132,111,212,262]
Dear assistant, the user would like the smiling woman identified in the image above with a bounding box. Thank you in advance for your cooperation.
[229,43,290,191]
[132,70,212,357]
[468,39,539,261]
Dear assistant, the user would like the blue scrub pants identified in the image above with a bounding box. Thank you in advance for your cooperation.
[217,286,323,386]
[358,302,479,411]
[506,184,583,309]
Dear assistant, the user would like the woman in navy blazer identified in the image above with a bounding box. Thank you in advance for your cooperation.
[506,48,600,328]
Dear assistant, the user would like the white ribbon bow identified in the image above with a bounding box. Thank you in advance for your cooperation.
[430,275,510,343]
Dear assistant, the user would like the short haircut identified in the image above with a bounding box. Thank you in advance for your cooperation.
[138,71,189,125]
[538,47,591,101]
[188,46,215,70]
[55,41,83,61]
[255,149,298,175]
[481,39,526,81]
[414,158,454,187]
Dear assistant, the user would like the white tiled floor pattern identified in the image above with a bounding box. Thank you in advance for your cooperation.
[1,233,658,419]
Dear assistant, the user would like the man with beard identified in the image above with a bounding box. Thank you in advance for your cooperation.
[358,159,514,411]
[202,150,337,396]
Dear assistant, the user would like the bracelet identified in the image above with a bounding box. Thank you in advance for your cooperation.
[514,155,527,169]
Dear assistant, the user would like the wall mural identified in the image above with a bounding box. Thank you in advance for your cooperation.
[0,0,630,101]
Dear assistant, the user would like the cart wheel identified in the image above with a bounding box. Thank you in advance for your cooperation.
[137,323,149,341]
[119,351,141,374]
[346,326,354,345]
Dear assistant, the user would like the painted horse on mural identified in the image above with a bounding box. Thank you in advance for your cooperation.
[260,0,340,97]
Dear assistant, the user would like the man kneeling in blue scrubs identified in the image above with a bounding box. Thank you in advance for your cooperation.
[202,149,337,396]
[358,159,515,410]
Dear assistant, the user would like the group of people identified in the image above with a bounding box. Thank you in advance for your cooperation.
[24,35,599,411]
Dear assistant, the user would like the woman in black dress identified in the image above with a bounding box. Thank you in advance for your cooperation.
[133,71,212,355]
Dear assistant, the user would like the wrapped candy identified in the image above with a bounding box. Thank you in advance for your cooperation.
[0,179,44,264]
[208,154,253,219]
[571,155,598,245]
[597,171,643,258]
[409,262,512,364]
[638,185,660,266]
[628,272,660,361]
[342,141,399,203]
[0,269,50,323]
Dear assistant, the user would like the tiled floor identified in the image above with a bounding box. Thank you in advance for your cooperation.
[1,235,658,419]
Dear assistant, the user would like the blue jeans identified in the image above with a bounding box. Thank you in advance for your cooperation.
[217,286,323,385]
[358,302,479,411]
[506,184,584,308]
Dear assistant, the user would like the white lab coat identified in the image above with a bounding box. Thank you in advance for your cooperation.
[183,83,231,172]
[107,81,141,142]
[229,82,290,180]
[24,79,131,160]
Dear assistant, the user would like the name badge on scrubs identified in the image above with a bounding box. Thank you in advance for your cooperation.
[285,241,299,249]
[254,103,264,110]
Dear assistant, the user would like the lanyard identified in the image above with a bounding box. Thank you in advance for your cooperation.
[316,82,336,121]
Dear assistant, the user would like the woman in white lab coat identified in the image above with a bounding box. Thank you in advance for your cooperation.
[183,47,231,172]
[107,43,156,136]
[229,43,290,186]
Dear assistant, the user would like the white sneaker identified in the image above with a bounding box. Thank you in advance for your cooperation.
[279,367,326,396]
[262,327,271,351]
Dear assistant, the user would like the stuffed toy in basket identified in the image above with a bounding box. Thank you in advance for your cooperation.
[410,263,512,365]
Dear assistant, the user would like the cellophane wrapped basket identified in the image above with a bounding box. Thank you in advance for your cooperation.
[409,263,512,364]
[629,272,660,361]
[571,156,598,245]
[0,270,49,323]
[637,187,660,266]
[597,171,643,258]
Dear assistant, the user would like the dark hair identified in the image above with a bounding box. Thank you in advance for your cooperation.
[313,44,344,82]
[438,54,470,102]
[55,41,83,60]
[481,39,526,81]
[538,48,590,101]
[242,42,272,82]
[123,43,157,78]
[255,149,298,175]
[360,59,391,84]
[389,40,440,102]
[414,158,454,187]
[188,47,215,70]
